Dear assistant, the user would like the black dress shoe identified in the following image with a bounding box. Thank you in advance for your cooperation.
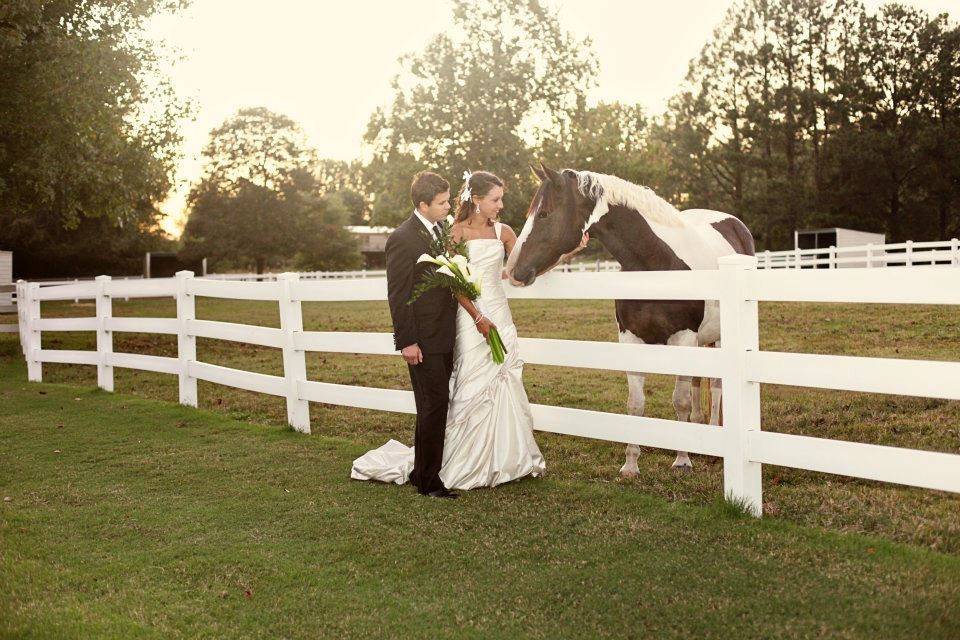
[425,488,459,499]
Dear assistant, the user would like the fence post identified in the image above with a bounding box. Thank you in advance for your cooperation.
[278,272,311,433]
[73,278,80,304]
[866,244,874,268]
[16,280,26,357]
[175,271,198,407]
[829,246,836,269]
[951,238,958,266]
[718,254,762,517]
[763,250,771,269]
[25,282,42,381]
[793,247,801,269]
[95,275,113,392]
[906,240,913,267]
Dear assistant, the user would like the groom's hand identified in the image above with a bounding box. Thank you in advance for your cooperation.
[401,343,423,365]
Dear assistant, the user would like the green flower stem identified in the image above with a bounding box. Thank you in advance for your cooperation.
[487,327,507,365]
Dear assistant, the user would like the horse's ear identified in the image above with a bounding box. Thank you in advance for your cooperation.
[530,163,546,181]
[539,161,563,185]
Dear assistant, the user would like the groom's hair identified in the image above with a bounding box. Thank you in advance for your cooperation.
[410,171,450,210]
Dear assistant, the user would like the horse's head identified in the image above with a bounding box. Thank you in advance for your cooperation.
[507,162,594,287]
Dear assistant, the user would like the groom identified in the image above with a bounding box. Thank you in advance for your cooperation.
[385,171,458,499]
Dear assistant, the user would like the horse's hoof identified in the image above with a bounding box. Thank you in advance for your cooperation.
[671,463,693,473]
[620,469,639,479]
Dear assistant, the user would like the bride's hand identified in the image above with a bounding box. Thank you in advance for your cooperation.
[475,315,495,339]
[560,232,589,263]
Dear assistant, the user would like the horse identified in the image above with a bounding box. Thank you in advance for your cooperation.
[505,163,755,475]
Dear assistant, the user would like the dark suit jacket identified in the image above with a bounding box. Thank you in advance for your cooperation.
[385,215,457,353]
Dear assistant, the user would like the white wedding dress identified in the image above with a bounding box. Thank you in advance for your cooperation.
[351,223,545,490]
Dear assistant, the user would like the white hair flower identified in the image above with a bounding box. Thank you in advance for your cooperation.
[460,170,473,203]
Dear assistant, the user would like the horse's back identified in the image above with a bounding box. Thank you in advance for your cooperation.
[682,209,755,257]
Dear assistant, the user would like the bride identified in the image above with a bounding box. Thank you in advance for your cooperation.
[352,170,586,491]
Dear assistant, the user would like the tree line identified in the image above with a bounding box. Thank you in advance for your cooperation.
[364,0,958,251]
[1,0,956,277]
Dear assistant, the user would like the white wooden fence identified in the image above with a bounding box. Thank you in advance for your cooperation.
[759,238,960,269]
[13,258,960,516]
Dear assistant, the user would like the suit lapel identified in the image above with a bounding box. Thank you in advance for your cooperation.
[406,214,433,253]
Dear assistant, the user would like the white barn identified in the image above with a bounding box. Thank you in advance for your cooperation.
[794,227,886,269]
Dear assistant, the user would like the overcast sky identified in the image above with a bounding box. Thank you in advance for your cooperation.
[148,0,956,234]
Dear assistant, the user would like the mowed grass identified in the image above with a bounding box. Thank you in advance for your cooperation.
[1,357,960,639]
[2,292,960,559]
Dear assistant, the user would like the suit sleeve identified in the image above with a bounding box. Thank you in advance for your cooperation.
[385,232,419,351]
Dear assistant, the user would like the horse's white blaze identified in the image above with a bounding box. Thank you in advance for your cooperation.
[505,212,536,278]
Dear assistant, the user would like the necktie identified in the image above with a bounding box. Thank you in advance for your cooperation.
[432,223,442,240]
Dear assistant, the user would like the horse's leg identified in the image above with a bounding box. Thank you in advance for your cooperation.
[668,330,698,470]
[709,340,722,426]
[689,376,704,424]
[618,330,645,479]
[620,371,646,479]
[711,378,723,426]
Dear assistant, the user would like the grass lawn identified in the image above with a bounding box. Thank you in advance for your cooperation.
[5,296,959,556]
[1,355,959,639]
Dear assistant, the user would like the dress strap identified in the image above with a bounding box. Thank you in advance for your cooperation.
[494,221,502,240]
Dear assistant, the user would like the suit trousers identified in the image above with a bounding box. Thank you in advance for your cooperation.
[407,351,454,494]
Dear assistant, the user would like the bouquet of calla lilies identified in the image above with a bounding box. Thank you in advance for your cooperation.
[408,216,508,364]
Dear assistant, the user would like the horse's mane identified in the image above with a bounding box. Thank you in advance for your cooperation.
[574,171,684,229]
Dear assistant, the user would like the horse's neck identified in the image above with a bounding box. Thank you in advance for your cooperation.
[591,205,689,272]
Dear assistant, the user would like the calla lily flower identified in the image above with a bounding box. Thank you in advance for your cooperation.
[450,254,469,271]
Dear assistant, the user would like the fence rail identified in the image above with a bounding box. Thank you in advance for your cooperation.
[758,238,960,269]
[11,260,960,514]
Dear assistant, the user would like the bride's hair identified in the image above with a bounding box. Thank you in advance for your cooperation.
[456,171,504,223]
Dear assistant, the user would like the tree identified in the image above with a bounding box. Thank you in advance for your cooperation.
[180,109,362,273]
[656,0,957,248]
[315,158,368,224]
[0,0,190,277]
[364,0,597,228]
[200,107,316,191]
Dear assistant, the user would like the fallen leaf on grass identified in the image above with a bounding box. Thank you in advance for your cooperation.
[3,496,11,502]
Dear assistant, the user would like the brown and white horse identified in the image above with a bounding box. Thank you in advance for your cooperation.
[506,163,755,474]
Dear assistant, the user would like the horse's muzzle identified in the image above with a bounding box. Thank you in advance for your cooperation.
[511,266,537,287]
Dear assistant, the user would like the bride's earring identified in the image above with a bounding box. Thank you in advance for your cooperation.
[475,204,480,215]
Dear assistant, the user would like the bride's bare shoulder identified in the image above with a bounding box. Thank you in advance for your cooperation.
[499,223,517,241]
